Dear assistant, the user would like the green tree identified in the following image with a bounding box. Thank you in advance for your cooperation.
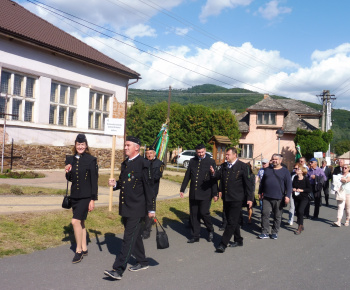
[125,99,147,139]
[334,140,350,156]
[294,129,333,160]
[126,101,240,151]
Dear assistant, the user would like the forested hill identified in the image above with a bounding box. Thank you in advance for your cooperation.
[128,84,350,145]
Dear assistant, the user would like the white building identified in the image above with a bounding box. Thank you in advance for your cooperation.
[0,0,140,169]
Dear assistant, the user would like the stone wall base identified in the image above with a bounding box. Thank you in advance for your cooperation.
[1,144,123,170]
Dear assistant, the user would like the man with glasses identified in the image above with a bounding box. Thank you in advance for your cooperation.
[258,154,292,240]
[307,158,327,220]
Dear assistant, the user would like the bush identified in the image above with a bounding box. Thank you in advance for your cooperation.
[10,186,24,195]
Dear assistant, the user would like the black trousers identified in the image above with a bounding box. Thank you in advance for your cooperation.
[220,201,242,247]
[313,185,322,218]
[294,196,309,226]
[221,201,227,228]
[189,198,214,238]
[322,182,330,205]
[113,217,148,274]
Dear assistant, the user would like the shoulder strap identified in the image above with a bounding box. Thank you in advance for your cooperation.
[155,218,166,233]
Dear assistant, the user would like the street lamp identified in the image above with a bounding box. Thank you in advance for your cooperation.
[276,128,284,154]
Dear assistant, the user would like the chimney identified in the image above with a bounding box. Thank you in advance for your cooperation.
[264,94,269,99]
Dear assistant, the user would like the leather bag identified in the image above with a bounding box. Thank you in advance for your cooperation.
[62,180,72,209]
[155,218,169,249]
[336,187,345,201]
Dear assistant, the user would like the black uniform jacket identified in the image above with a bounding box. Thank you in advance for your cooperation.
[65,153,98,200]
[114,155,155,217]
[214,160,254,202]
[180,156,218,200]
[148,158,164,197]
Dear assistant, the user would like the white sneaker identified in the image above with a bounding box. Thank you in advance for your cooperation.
[288,220,293,225]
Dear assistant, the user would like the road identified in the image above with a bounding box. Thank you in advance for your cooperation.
[0,193,349,290]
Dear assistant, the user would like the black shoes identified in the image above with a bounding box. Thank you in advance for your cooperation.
[228,241,243,247]
[82,250,88,256]
[104,269,122,280]
[129,263,149,272]
[72,252,83,264]
[208,232,214,242]
[216,245,226,253]
[187,238,200,243]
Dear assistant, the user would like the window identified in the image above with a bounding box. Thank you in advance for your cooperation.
[49,82,77,126]
[88,91,110,130]
[238,144,253,159]
[0,70,36,122]
[257,112,276,125]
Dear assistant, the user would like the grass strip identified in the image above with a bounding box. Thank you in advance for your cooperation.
[0,184,65,196]
[0,197,224,258]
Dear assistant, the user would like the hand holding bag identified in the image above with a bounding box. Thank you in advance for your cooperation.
[62,180,72,209]
[155,218,169,249]
[336,186,345,201]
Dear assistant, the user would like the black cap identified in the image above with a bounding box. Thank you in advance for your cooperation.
[126,136,141,146]
[195,143,206,150]
[146,145,155,151]
[75,133,87,143]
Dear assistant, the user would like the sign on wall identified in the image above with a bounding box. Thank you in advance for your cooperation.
[104,118,124,136]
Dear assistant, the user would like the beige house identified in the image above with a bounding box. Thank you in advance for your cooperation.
[236,95,321,170]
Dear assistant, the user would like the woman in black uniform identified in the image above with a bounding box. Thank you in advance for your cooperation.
[65,134,98,263]
[292,164,311,235]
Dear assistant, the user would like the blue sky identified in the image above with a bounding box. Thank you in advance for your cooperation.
[16,0,350,110]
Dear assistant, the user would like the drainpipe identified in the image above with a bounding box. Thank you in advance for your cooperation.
[123,78,139,158]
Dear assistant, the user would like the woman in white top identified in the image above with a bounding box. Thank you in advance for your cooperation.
[334,165,350,227]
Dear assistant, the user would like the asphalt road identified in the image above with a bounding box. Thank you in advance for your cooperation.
[1,195,349,290]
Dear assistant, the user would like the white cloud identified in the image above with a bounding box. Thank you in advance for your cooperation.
[19,0,184,31]
[125,24,157,39]
[174,27,191,36]
[311,43,350,62]
[199,0,253,22]
[257,0,292,20]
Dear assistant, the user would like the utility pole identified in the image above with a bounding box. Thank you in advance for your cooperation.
[167,85,171,123]
[317,90,335,132]
[164,86,171,167]
[317,90,336,164]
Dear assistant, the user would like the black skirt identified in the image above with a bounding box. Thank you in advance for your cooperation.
[71,198,91,220]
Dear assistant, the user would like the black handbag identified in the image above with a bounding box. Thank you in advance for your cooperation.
[308,191,315,201]
[155,218,169,249]
[62,180,72,209]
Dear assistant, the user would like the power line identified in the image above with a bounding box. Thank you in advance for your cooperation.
[108,0,306,90]
[25,0,278,93]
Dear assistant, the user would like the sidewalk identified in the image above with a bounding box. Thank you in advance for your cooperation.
[0,169,185,214]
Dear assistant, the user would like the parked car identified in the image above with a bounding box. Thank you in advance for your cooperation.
[177,150,213,168]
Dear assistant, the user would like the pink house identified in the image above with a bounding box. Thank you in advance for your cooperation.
[236,95,321,170]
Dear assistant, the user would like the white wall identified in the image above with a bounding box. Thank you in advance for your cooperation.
[0,36,132,148]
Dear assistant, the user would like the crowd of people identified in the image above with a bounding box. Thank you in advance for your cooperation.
[64,133,349,280]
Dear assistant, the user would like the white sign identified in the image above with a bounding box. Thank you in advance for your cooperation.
[314,152,323,158]
[104,118,125,136]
